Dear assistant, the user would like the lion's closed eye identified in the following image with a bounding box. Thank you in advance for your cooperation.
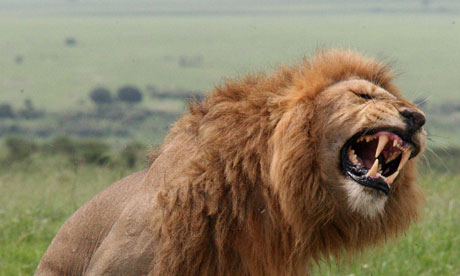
[351,90,374,100]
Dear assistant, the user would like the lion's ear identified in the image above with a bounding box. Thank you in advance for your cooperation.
[269,102,327,228]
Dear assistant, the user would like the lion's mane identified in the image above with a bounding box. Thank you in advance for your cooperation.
[150,50,424,275]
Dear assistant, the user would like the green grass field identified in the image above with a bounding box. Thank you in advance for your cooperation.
[0,154,459,275]
[1,3,460,275]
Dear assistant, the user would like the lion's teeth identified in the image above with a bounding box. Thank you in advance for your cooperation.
[357,137,364,142]
[393,139,398,147]
[386,170,399,185]
[375,135,389,158]
[397,150,411,171]
[348,149,359,165]
[367,159,379,177]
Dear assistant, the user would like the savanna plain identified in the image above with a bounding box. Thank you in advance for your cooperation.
[1,5,460,276]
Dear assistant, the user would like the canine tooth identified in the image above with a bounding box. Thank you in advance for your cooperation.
[386,171,399,185]
[393,139,398,147]
[375,135,389,158]
[367,159,379,177]
[357,137,364,142]
[397,150,411,171]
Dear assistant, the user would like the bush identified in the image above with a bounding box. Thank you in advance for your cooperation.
[17,99,44,119]
[65,37,77,46]
[1,136,150,168]
[15,55,23,65]
[148,86,204,102]
[89,87,112,105]
[0,103,15,118]
[42,137,111,166]
[438,101,460,114]
[117,86,142,104]
[48,137,77,155]
[5,136,37,161]
[74,140,111,165]
[178,55,203,67]
[120,142,146,168]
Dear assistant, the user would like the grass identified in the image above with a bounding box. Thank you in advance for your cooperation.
[0,154,459,275]
[0,154,142,275]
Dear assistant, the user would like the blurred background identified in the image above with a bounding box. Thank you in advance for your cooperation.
[0,1,459,275]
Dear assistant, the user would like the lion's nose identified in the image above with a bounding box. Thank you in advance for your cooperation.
[400,109,426,131]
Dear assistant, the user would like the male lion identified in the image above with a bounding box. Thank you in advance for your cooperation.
[36,49,426,276]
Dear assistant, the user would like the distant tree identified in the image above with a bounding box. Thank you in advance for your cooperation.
[18,99,44,119]
[178,55,203,68]
[117,86,143,104]
[0,103,15,118]
[15,55,23,65]
[24,99,33,110]
[89,87,113,105]
[5,136,37,161]
[65,37,77,46]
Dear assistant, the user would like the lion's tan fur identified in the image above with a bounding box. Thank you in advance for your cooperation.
[36,49,425,276]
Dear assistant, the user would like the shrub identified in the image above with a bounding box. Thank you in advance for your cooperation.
[17,99,44,119]
[5,136,37,161]
[117,86,142,104]
[42,137,112,166]
[65,37,77,46]
[0,103,14,118]
[120,142,146,168]
[15,55,23,65]
[89,87,112,105]
[178,55,203,68]
[148,86,204,102]
[74,140,111,165]
[48,136,77,155]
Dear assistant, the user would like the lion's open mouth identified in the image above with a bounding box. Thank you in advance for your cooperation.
[340,130,417,195]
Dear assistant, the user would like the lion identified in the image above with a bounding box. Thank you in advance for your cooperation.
[35,49,426,276]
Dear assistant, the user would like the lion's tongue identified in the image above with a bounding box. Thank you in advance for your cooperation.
[363,158,374,169]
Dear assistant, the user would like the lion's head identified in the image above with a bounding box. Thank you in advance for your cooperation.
[267,50,426,265]
[317,78,426,218]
